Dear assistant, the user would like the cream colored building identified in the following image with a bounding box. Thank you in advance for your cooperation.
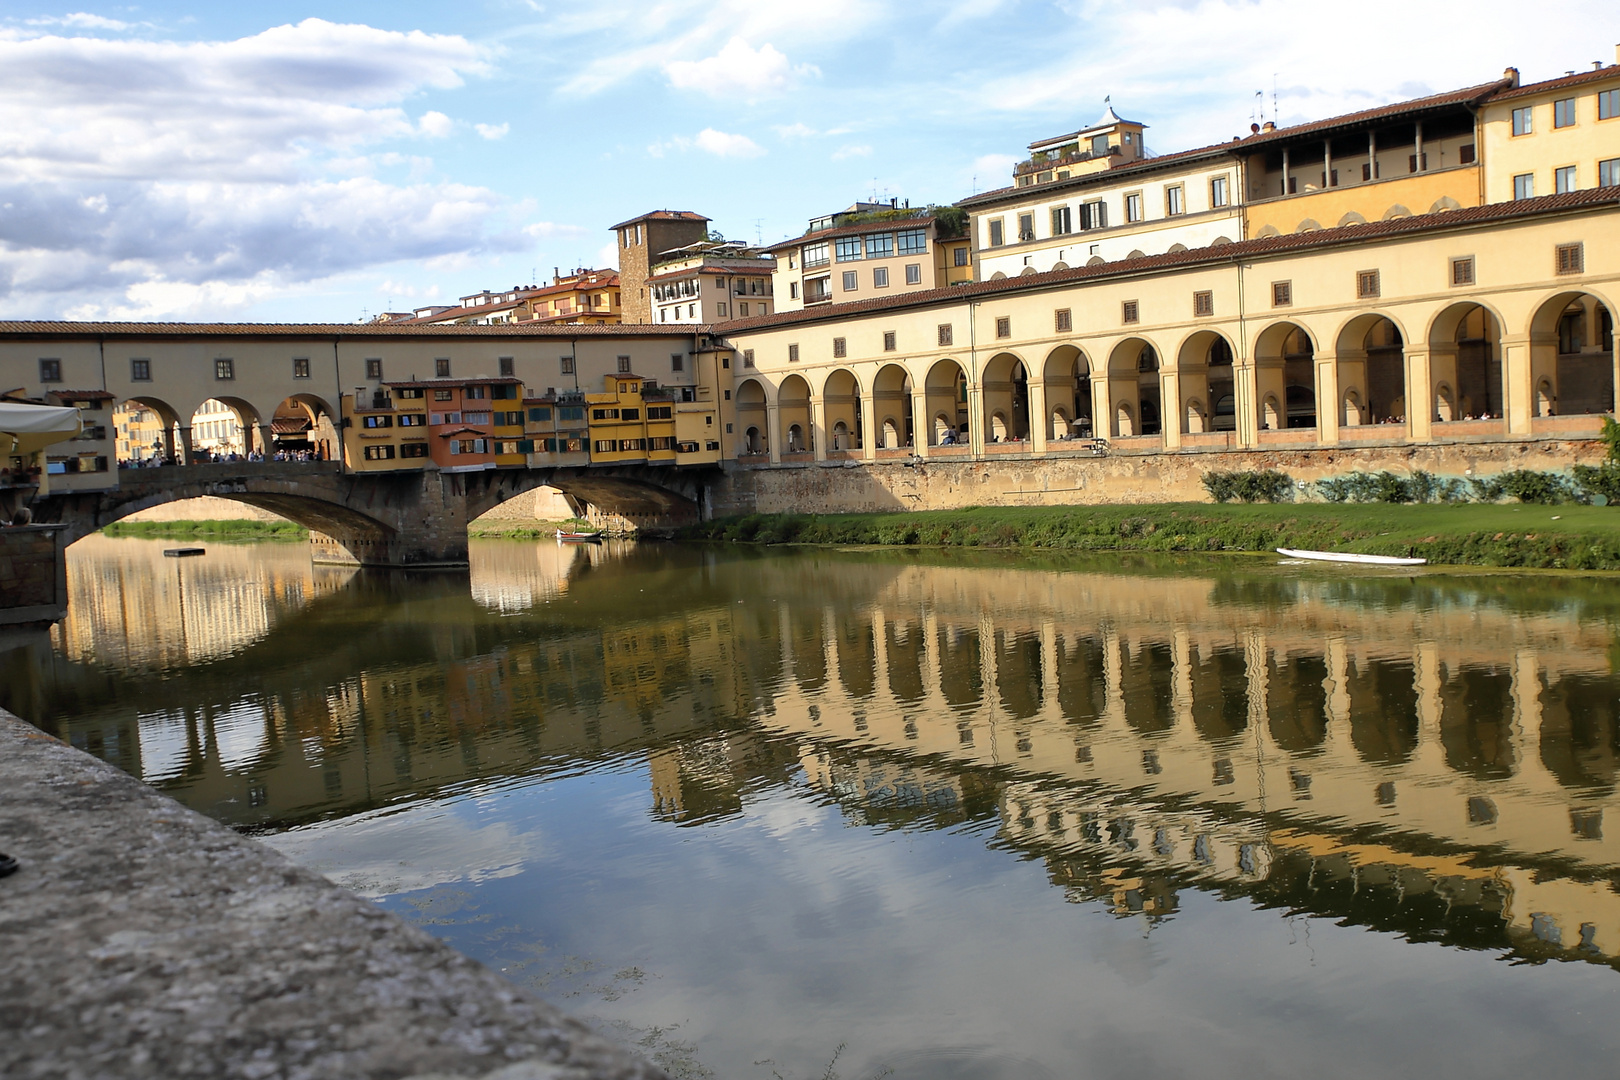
[768,202,973,313]
[963,107,1245,280]
[648,242,775,324]
[1480,55,1620,204]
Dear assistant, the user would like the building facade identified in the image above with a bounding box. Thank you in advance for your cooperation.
[646,242,776,324]
[769,203,974,313]
[613,210,712,324]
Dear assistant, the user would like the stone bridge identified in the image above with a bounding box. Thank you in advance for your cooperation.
[31,461,717,565]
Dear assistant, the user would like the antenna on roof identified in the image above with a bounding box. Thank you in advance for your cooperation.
[754,218,764,246]
[1272,74,1278,125]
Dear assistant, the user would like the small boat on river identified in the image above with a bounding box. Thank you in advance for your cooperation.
[1276,547,1426,566]
[556,529,603,543]
[163,547,206,558]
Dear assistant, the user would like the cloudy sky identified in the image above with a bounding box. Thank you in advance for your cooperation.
[1,1,1616,322]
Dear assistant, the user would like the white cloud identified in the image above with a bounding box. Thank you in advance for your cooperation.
[831,144,872,160]
[26,12,133,31]
[665,37,819,98]
[418,110,454,137]
[521,220,590,240]
[475,122,510,140]
[595,240,620,271]
[773,122,817,140]
[650,128,766,159]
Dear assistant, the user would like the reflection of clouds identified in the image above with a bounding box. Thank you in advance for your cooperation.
[134,709,192,782]
[264,802,546,897]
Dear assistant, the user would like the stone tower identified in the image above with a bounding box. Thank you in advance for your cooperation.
[611,210,711,324]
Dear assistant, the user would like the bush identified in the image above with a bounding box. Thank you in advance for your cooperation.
[1202,470,1293,503]
[1471,469,1576,504]
[1573,463,1620,504]
[1314,470,1468,504]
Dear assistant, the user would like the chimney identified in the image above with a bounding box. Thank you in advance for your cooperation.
[1250,122,1261,135]
[1503,66,1520,87]
[1261,121,1276,133]
[1615,43,1619,65]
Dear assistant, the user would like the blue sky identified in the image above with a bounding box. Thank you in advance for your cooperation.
[1,1,1616,322]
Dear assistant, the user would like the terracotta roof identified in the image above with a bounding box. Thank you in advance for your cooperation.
[0,322,705,339]
[437,426,489,437]
[1485,64,1620,103]
[1239,79,1508,148]
[646,262,775,283]
[767,213,938,251]
[957,143,1236,208]
[383,377,522,389]
[717,187,1620,333]
[609,209,711,230]
[49,389,115,400]
[403,298,530,323]
[270,418,310,434]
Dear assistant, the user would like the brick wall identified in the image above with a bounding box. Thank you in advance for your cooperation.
[0,525,67,627]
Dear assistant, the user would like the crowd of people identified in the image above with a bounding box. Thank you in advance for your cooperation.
[117,445,329,468]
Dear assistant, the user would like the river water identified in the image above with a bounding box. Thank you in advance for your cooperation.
[6,534,1620,1079]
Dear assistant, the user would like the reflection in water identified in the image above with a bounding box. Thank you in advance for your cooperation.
[7,540,1620,1077]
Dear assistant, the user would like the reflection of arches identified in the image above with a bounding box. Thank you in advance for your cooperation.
[1427,302,1504,422]
[1254,321,1316,431]
[982,352,1030,442]
[925,358,968,446]
[1528,290,1616,417]
[873,362,913,448]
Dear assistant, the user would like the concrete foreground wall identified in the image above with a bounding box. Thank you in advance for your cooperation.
[0,710,666,1080]
[712,436,1607,515]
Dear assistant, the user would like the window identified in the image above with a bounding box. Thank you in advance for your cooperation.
[464,385,486,399]
[788,343,800,363]
[560,355,575,375]
[1051,206,1072,235]
[865,233,894,259]
[614,355,630,373]
[1124,192,1143,222]
[1556,165,1578,193]
[291,357,309,379]
[1357,269,1381,299]
[995,316,1011,339]
[1122,300,1139,324]
[363,444,396,460]
[842,270,858,291]
[619,439,645,452]
[836,236,864,261]
[131,358,151,381]
[1361,162,1379,182]
[1514,173,1535,200]
[803,241,829,267]
[789,282,799,299]
[1079,200,1108,229]
[401,442,429,458]
[362,414,393,428]
[558,405,585,421]
[38,358,61,382]
[433,389,453,401]
[883,331,897,352]
[833,337,847,358]
[529,406,552,422]
[743,349,755,368]
[1451,257,1475,286]
[738,303,748,316]
[1554,97,1577,128]
[1512,106,1533,136]
[905,263,922,285]
[873,266,889,288]
[717,302,729,317]
[592,408,619,420]
[1601,89,1620,121]
[1165,186,1185,216]
[1272,281,1292,307]
[1210,176,1229,207]
[1408,153,1428,173]
[988,219,1005,246]
[499,356,514,377]
[936,324,952,347]
[897,228,927,254]
[647,406,672,420]
[954,246,969,267]
[620,408,640,421]
[594,439,616,453]
[1055,308,1072,333]
[214,358,234,380]
[435,357,451,377]
[1017,213,1035,241]
[1601,158,1620,188]
[365,358,383,380]
[1459,143,1476,164]
[1556,242,1585,275]
[1193,290,1214,317]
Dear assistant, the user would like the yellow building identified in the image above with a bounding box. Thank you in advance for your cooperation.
[1480,58,1620,204]
[769,203,972,313]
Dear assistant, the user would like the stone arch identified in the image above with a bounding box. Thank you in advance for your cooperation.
[1051,261,1070,271]
[1427,301,1506,424]
[778,373,813,453]
[1528,290,1617,417]
[1337,211,1367,227]
[1167,242,1189,254]
[1042,344,1092,439]
[1210,235,1233,246]
[269,393,338,461]
[1343,388,1363,427]
[1334,312,1409,428]
[989,271,1008,281]
[872,362,913,448]
[1254,321,1317,432]
[113,395,185,464]
[1127,249,1147,260]
[1256,224,1281,238]
[982,351,1031,443]
[822,368,862,451]
[1086,256,1106,267]
[1382,204,1412,220]
[924,358,968,446]
[1261,393,1282,430]
[1295,218,1323,233]
[1430,195,1462,213]
[1019,266,1038,276]
[1105,337,1163,438]
[735,377,768,456]
[1175,329,1239,434]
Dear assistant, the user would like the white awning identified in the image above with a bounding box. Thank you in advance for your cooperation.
[1,401,83,455]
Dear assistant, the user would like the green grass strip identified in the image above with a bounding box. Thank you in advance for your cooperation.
[102,519,309,541]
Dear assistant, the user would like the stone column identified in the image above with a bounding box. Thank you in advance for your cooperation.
[811,396,827,462]
[766,403,782,465]
[177,425,194,465]
[1159,369,1182,449]
[1028,378,1049,453]
[859,391,877,461]
[910,391,929,458]
[1428,345,1460,423]
[967,383,986,455]
[161,423,177,463]
[1501,335,1534,434]
[258,423,274,458]
[1315,352,1341,445]
[1405,346,1433,441]
[1089,373,1110,439]
[1234,362,1260,446]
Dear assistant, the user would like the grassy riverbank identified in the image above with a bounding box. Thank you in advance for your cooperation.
[467,518,592,539]
[102,519,309,541]
[682,503,1620,570]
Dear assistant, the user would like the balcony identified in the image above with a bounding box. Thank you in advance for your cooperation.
[1013,144,1118,183]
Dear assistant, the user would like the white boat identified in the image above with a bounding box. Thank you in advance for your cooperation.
[1276,547,1426,566]
[556,529,603,543]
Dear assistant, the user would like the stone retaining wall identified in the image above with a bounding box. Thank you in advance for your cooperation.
[0,524,66,627]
